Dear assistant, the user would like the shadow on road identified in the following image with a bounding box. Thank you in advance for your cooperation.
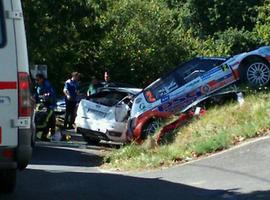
[1,168,270,200]
[30,146,103,167]
[191,163,270,184]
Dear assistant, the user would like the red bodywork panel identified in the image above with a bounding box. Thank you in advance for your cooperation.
[132,108,206,144]
[156,109,206,144]
[132,110,172,142]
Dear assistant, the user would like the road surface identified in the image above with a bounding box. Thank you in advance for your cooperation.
[1,136,270,200]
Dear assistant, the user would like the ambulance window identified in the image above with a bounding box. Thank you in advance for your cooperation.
[0,1,6,47]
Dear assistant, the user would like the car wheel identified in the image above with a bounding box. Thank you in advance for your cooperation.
[141,118,162,140]
[240,59,270,87]
[0,169,16,193]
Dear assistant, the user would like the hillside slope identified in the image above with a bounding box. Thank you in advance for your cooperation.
[104,90,270,171]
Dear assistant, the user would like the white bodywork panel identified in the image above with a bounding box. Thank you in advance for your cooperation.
[75,99,128,142]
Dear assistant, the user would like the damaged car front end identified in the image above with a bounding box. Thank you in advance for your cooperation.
[75,87,141,144]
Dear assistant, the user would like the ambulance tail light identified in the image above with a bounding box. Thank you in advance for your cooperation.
[18,72,32,117]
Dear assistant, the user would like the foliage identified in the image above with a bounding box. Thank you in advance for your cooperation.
[23,0,268,93]
[99,0,189,85]
[23,0,107,91]
[175,0,261,37]
[194,28,260,56]
[255,0,270,44]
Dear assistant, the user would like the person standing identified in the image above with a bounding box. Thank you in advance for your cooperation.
[104,71,110,85]
[35,73,56,141]
[63,72,80,129]
[87,76,103,96]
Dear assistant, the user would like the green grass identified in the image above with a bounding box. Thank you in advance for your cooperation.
[103,91,270,171]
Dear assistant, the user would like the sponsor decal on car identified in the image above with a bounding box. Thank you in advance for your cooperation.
[201,85,210,94]
[186,79,200,88]
[139,103,146,111]
[186,89,201,98]
[135,98,142,104]
[161,95,170,103]
[200,73,235,95]
[220,63,230,71]
[201,67,221,81]
[207,74,235,91]
[158,95,197,113]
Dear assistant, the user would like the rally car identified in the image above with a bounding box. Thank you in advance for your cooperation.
[129,46,270,141]
[75,87,141,144]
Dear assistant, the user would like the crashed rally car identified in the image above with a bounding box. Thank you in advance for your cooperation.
[75,87,141,144]
[128,46,270,142]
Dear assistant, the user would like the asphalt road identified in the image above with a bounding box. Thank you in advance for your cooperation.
[1,136,270,200]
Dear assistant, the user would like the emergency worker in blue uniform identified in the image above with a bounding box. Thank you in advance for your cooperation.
[35,73,56,140]
[63,72,80,129]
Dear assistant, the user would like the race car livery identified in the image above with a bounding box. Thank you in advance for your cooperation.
[129,46,270,141]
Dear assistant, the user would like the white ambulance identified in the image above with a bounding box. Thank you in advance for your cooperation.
[0,0,33,193]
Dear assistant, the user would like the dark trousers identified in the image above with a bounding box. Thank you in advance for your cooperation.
[39,108,55,140]
[64,100,77,129]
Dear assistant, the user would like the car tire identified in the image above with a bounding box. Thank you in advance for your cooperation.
[141,118,162,140]
[240,59,270,88]
[0,169,16,193]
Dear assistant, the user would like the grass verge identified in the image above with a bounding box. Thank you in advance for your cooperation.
[103,91,270,171]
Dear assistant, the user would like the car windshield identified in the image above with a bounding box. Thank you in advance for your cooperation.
[89,91,128,107]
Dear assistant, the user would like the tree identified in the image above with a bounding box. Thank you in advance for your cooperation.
[22,0,267,91]
[23,0,107,92]
[176,0,261,37]
[99,0,188,86]
[255,0,270,44]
